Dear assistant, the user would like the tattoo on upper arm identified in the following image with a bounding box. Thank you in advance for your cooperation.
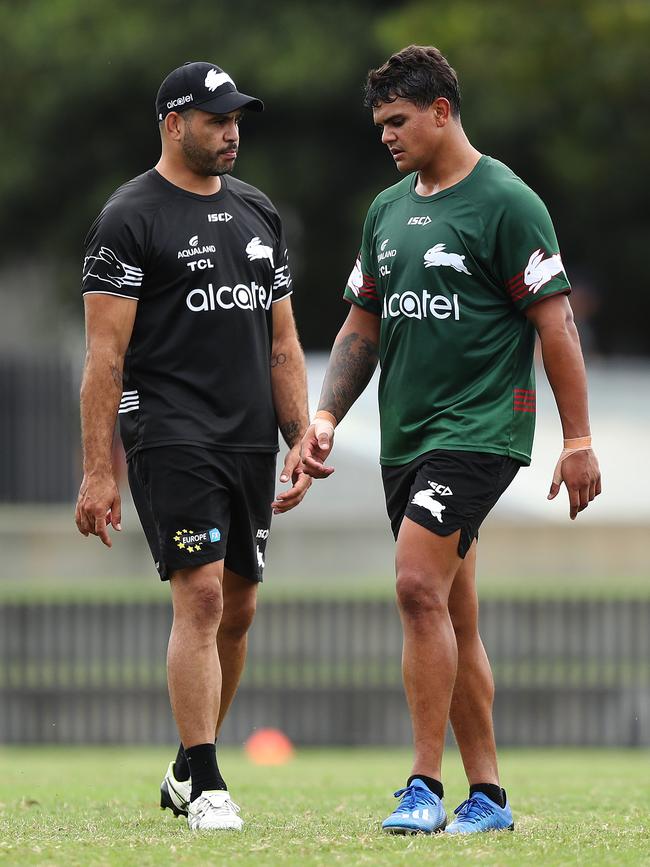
[271,353,287,368]
[110,364,123,389]
[280,419,301,448]
[319,332,379,421]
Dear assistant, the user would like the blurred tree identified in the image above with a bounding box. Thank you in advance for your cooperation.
[0,0,391,348]
[375,0,650,353]
[0,0,648,353]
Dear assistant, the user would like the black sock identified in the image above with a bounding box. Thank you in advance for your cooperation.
[407,774,444,799]
[173,742,190,782]
[469,783,505,808]
[186,743,227,801]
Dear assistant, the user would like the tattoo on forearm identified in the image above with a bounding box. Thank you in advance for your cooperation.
[319,332,379,421]
[271,353,287,368]
[280,419,301,448]
[110,364,123,389]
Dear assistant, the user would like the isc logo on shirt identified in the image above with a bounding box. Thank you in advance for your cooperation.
[208,213,233,222]
[407,216,432,226]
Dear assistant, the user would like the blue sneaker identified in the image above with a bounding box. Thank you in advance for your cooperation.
[445,791,514,834]
[381,778,447,834]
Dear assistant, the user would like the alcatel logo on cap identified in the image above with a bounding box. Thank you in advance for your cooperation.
[167,93,193,109]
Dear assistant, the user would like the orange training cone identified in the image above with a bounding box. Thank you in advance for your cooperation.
[244,728,294,765]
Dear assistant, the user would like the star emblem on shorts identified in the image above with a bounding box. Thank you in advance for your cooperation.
[173,528,201,552]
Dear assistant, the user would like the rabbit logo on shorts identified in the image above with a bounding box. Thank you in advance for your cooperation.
[411,488,446,523]
[256,545,265,569]
[83,246,144,289]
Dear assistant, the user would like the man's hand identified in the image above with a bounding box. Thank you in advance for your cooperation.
[548,448,601,520]
[75,472,122,547]
[272,445,313,514]
[300,417,336,479]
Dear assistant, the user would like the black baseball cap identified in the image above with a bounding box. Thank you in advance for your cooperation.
[156,61,264,122]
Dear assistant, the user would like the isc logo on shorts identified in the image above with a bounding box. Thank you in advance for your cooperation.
[256,528,269,540]
[428,482,453,496]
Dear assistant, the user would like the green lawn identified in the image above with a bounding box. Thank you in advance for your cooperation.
[1,748,648,865]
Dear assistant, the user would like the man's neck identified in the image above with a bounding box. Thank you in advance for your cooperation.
[155,156,222,196]
[415,130,482,197]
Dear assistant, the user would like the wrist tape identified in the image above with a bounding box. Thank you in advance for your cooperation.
[314,409,337,430]
[552,436,592,485]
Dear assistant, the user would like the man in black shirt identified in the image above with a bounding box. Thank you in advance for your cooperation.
[75,61,311,831]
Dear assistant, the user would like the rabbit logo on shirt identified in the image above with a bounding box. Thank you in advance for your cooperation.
[83,247,144,289]
[524,249,565,294]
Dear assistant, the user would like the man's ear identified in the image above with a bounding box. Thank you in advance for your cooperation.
[432,97,451,127]
[164,111,184,141]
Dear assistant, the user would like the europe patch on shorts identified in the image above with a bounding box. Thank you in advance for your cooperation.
[128,446,275,582]
[382,450,521,558]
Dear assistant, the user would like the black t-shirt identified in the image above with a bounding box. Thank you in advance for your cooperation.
[82,169,293,459]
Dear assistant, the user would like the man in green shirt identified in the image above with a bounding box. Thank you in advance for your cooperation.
[300,45,601,835]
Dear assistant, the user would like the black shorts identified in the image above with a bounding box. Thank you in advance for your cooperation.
[128,446,276,583]
[381,449,521,558]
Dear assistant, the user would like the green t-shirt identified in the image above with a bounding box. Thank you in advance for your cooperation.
[343,155,570,466]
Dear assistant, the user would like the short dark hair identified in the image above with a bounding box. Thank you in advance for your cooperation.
[364,45,461,116]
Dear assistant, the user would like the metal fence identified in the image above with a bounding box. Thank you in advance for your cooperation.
[1,598,648,746]
[0,355,79,502]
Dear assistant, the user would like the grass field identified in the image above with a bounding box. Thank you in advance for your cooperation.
[1,748,648,866]
[2,572,650,603]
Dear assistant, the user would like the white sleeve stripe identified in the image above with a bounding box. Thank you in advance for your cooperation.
[272,291,293,303]
[82,291,139,300]
[121,390,138,396]
[273,274,293,290]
